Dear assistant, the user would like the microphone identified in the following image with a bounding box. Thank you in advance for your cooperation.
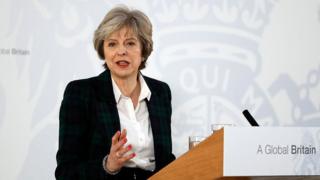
[242,109,259,126]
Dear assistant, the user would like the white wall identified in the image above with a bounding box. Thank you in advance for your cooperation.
[1,0,320,179]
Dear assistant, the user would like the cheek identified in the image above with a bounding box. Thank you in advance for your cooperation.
[103,49,114,61]
[134,55,142,64]
[134,49,143,60]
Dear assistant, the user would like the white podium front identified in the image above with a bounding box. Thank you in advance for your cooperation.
[224,127,320,177]
[150,127,320,180]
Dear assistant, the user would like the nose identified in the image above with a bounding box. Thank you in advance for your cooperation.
[117,45,127,56]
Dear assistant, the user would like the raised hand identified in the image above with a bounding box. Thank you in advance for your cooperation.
[105,129,136,173]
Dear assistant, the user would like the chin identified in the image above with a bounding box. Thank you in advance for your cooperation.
[113,71,137,79]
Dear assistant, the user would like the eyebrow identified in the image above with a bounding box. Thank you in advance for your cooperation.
[126,37,138,41]
[106,37,138,42]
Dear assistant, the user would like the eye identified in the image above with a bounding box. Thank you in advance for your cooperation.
[127,41,136,46]
[107,42,116,47]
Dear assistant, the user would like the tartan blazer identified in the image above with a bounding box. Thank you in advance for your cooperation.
[55,70,175,180]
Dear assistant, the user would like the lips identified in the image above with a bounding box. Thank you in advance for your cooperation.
[116,60,130,68]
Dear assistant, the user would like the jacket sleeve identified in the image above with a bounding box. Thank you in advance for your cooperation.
[164,83,176,163]
[153,82,176,171]
[55,81,118,180]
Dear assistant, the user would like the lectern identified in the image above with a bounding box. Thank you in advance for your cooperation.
[149,127,320,180]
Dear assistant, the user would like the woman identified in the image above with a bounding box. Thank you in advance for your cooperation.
[55,5,175,180]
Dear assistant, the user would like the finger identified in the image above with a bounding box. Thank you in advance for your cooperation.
[111,131,121,146]
[119,129,127,140]
[107,152,135,172]
[117,144,133,157]
[119,152,136,163]
[113,137,127,151]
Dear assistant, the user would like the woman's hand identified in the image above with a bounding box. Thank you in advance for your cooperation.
[105,129,136,173]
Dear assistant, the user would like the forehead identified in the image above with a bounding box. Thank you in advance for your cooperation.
[107,26,138,40]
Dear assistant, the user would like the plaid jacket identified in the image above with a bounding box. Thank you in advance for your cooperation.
[55,70,175,180]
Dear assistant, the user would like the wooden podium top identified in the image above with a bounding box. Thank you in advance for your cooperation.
[149,129,226,180]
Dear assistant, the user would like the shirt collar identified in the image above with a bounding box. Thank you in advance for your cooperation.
[139,74,151,101]
[111,74,151,104]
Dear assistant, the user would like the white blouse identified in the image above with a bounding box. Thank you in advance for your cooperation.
[111,74,155,171]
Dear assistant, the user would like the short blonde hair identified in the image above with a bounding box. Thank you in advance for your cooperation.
[93,5,153,70]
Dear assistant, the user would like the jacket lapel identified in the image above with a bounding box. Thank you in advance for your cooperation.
[93,70,121,136]
[144,76,164,170]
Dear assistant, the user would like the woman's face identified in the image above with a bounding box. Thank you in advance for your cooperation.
[103,26,142,80]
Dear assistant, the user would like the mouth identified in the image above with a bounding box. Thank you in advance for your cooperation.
[116,60,130,68]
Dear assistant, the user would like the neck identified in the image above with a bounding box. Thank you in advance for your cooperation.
[112,73,140,99]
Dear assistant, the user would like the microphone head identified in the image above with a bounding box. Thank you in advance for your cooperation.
[242,109,259,126]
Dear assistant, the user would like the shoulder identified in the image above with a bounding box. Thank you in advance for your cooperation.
[143,75,170,91]
[63,75,100,100]
[143,75,171,100]
[66,76,98,89]
[143,76,169,88]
